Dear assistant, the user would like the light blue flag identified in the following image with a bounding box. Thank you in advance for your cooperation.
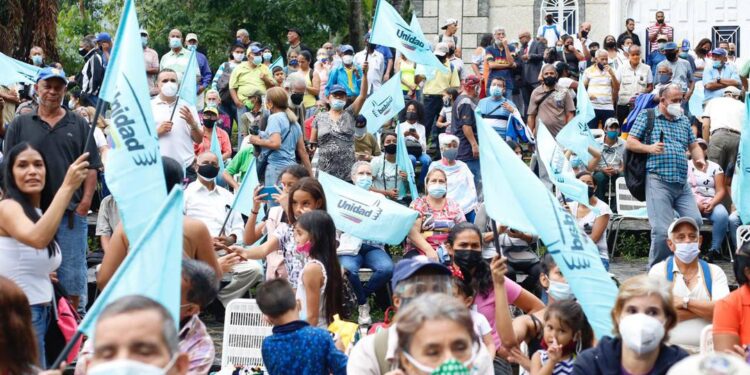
[78,187,184,336]
[230,159,261,217]
[735,94,750,224]
[537,122,592,207]
[555,81,599,164]
[177,48,198,106]
[319,171,418,244]
[209,127,226,185]
[270,56,284,71]
[0,52,42,85]
[689,84,704,117]
[370,0,447,71]
[361,72,405,133]
[477,108,617,339]
[100,0,167,243]
[576,77,595,121]
[396,126,419,199]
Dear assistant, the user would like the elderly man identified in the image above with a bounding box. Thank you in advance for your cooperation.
[286,27,314,65]
[160,29,190,80]
[626,84,706,267]
[194,107,231,161]
[75,260,218,374]
[593,118,625,204]
[519,30,546,115]
[582,49,619,129]
[75,35,104,106]
[702,48,742,104]
[152,69,203,175]
[29,45,46,67]
[236,28,251,49]
[3,67,101,312]
[615,44,652,124]
[184,33,213,111]
[485,27,515,98]
[355,34,385,93]
[701,86,745,173]
[648,217,729,351]
[95,32,112,68]
[416,43,461,146]
[185,152,263,320]
[141,29,161,96]
[287,75,307,127]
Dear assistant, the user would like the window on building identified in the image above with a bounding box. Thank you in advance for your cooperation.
[712,25,740,57]
[541,0,579,36]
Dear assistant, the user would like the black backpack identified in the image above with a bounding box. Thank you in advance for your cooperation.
[624,109,656,201]
[216,62,235,106]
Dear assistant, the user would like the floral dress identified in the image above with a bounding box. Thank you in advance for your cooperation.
[313,106,356,181]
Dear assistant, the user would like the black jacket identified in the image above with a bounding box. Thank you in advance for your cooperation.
[573,336,688,375]
[522,40,547,85]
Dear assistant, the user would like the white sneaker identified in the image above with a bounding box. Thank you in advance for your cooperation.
[358,303,372,325]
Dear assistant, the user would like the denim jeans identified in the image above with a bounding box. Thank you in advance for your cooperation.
[704,204,730,251]
[30,304,50,368]
[409,153,432,186]
[56,211,89,302]
[338,245,394,305]
[729,211,743,250]
[464,159,482,201]
[646,175,703,267]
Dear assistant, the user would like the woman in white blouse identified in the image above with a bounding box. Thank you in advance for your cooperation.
[688,139,729,262]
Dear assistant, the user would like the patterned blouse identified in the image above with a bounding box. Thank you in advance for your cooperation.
[273,222,309,289]
[407,196,465,253]
[312,106,356,181]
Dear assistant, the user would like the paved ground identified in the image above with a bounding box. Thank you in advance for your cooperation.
[201,257,737,368]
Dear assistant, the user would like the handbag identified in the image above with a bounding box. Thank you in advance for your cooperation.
[256,123,292,183]
[624,109,656,201]
[45,283,83,365]
[502,245,541,269]
[405,137,423,157]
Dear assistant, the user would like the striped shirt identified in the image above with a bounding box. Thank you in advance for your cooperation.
[647,23,674,52]
[629,109,695,184]
[539,350,575,375]
[582,65,615,110]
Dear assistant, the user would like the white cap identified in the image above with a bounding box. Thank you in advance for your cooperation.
[434,42,450,56]
[724,85,741,97]
[667,353,750,375]
[441,18,458,30]
[186,33,198,42]
[667,217,699,237]
[438,133,459,147]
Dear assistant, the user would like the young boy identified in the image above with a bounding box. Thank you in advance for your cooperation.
[257,279,347,375]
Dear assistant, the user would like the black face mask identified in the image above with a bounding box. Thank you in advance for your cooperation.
[290,93,304,105]
[665,51,678,61]
[384,144,397,155]
[78,47,88,57]
[605,41,616,49]
[453,250,483,271]
[203,119,216,128]
[448,47,456,56]
[580,30,589,39]
[587,186,596,198]
[729,50,736,57]
[197,164,219,179]
[596,62,605,70]
[546,16,554,25]
[406,112,418,122]
[543,76,558,87]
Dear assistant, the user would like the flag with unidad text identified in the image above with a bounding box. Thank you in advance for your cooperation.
[79,187,184,337]
[370,0,446,71]
[537,122,592,207]
[177,48,198,105]
[361,72,405,133]
[556,80,599,164]
[0,52,42,85]
[396,126,419,199]
[100,0,167,243]
[477,108,617,339]
[319,172,418,244]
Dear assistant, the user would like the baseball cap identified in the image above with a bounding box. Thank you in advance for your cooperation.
[391,257,451,290]
[724,85,741,97]
[667,217,699,236]
[95,32,112,43]
[186,33,198,42]
[203,106,219,116]
[329,84,347,95]
[248,45,262,54]
[695,138,708,149]
[438,133,460,147]
[140,29,149,37]
[711,48,727,56]
[663,42,678,51]
[605,118,620,128]
[339,44,354,54]
[667,353,750,375]
[680,39,690,51]
[463,75,481,86]
[36,67,68,84]
[441,18,458,30]
[434,42,450,56]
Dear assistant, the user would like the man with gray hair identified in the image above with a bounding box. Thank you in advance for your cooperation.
[701,85,745,173]
[582,49,619,128]
[286,74,308,126]
[73,34,104,106]
[626,83,706,267]
[236,28,251,49]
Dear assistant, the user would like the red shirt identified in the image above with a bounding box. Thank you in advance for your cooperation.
[194,126,231,158]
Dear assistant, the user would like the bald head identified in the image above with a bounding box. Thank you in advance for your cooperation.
[197,152,218,166]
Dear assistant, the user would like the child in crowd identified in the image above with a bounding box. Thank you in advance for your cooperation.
[453,275,496,358]
[437,88,459,134]
[530,300,593,375]
[257,279,347,375]
[294,210,344,327]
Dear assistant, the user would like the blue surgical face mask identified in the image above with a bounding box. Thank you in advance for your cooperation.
[427,184,447,198]
[169,37,182,49]
[331,99,346,111]
[713,60,724,69]
[187,44,197,51]
[657,74,671,85]
[355,175,373,190]
[140,36,148,48]
[253,55,263,65]
[263,52,272,61]
[31,55,43,66]
[606,130,619,139]
[442,148,458,161]
[548,280,574,301]
[490,86,504,98]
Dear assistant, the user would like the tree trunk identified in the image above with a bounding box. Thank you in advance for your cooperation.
[348,0,363,51]
[0,0,58,62]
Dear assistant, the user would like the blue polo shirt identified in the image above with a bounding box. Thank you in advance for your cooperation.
[702,63,741,103]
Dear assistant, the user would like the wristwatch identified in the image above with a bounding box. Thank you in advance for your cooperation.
[682,296,690,309]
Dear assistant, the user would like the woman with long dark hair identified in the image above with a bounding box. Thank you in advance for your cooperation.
[0,142,89,367]
[0,276,42,374]
[294,210,344,326]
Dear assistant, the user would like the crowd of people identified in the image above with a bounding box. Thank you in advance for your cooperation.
[2,7,750,375]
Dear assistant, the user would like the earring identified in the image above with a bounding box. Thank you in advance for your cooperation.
[576,338,582,353]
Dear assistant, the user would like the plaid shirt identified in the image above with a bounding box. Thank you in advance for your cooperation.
[629,109,695,184]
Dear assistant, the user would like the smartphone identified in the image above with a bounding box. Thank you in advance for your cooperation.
[660,131,664,143]
[258,186,281,200]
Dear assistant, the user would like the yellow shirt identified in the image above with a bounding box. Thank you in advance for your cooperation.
[229,63,271,102]
[420,61,460,96]
[400,60,417,91]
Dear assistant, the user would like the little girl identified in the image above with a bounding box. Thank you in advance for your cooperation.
[530,300,593,375]
[294,210,344,327]
[453,274,496,358]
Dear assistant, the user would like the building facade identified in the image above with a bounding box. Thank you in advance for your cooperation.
[416,0,748,59]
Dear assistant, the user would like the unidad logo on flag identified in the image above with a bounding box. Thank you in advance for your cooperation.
[108,90,159,166]
[394,20,427,52]
[370,96,395,118]
[335,193,384,224]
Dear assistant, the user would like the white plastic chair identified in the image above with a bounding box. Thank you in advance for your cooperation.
[609,177,649,260]
[700,324,714,354]
[220,298,273,369]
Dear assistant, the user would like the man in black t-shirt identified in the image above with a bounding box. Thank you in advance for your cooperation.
[451,75,481,194]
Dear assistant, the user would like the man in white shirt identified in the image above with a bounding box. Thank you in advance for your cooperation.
[615,45,653,123]
[648,217,729,351]
[151,69,203,179]
[701,86,745,172]
[355,34,385,93]
[185,152,263,313]
[537,13,566,46]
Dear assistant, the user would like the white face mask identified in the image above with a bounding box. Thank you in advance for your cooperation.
[618,313,665,355]
[674,242,700,263]
[233,52,244,62]
[547,280,574,301]
[160,82,178,98]
[88,355,176,375]
[342,55,354,65]
[666,103,683,117]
